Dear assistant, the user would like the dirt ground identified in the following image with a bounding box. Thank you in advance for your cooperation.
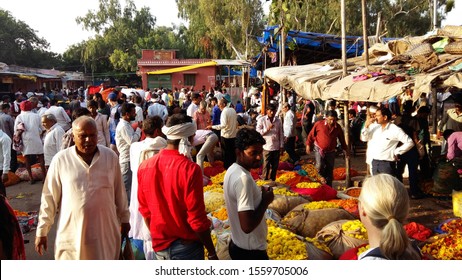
[5,150,456,260]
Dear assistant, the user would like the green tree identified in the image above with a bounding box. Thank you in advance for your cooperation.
[176,0,265,59]
[75,0,156,74]
[267,0,455,37]
[0,9,63,68]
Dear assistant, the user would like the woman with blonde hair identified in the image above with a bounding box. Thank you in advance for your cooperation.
[358,174,421,260]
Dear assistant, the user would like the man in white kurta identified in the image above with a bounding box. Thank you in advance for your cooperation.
[35,116,130,260]
[41,115,65,167]
[128,116,167,260]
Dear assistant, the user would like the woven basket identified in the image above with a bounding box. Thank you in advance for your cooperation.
[444,41,462,55]
[404,43,434,57]
[438,25,462,37]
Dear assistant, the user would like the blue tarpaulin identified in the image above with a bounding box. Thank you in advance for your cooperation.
[257,25,397,58]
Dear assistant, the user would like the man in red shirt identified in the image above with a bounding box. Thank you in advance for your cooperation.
[137,113,217,260]
[306,110,349,186]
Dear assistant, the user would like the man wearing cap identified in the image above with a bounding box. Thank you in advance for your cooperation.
[137,113,217,260]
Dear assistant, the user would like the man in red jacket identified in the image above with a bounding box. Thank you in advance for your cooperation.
[306,110,349,186]
[137,113,217,260]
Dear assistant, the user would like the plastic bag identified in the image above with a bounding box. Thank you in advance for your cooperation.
[119,236,135,260]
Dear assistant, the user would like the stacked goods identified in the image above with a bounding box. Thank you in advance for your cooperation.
[267,223,308,260]
[212,207,228,221]
[291,183,338,201]
[210,171,227,185]
[203,184,223,193]
[301,163,324,182]
[305,237,334,260]
[329,199,359,217]
[315,219,369,259]
[333,168,359,180]
[281,203,356,238]
[204,191,225,213]
[275,171,298,185]
[268,192,311,217]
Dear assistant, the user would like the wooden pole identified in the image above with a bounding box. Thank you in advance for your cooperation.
[431,88,438,134]
[361,0,369,66]
[375,12,382,42]
[341,0,351,187]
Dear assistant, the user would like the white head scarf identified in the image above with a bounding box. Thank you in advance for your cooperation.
[161,122,197,158]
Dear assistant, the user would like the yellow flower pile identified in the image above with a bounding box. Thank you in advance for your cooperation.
[255,180,271,186]
[303,201,340,210]
[210,171,227,184]
[204,192,225,213]
[275,172,297,184]
[305,237,332,255]
[203,162,212,168]
[295,182,321,189]
[212,207,228,221]
[357,244,370,256]
[203,184,223,193]
[342,220,368,240]
[273,188,299,196]
[441,218,462,233]
[267,225,307,260]
[421,232,462,260]
[280,153,290,162]
[301,163,323,181]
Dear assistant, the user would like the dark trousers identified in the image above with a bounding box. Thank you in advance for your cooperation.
[396,147,420,195]
[284,136,299,163]
[0,170,5,196]
[262,150,280,181]
[221,137,236,169]
[10,148,18,173]
[372,159,397,177]
[314,147,336,186]
[229,239,269,260]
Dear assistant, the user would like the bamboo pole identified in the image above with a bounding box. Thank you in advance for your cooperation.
[341,0,351,187]
[362,0,369,66]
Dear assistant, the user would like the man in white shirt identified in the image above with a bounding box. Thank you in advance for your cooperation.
[45,99,72,131]
[187,93,202,117]
[208,98,238,169]
[361,107,414,177]
[41,114,65,169]
[147,94,168,122]
[0,129,11,196]
[282,102,300,165]
[116,103,142,202]
[223,128,273,260]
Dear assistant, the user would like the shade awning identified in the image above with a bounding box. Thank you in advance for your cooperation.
[147,61,217,75]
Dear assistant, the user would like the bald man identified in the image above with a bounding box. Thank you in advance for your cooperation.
[35,116,130,260]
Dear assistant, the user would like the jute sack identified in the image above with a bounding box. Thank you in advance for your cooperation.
[315,219,368,259]
[305,240,334,260]
[268,194,311,217]
[281,204,356,238]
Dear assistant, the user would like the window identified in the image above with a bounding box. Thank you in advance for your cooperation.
[183,74,196,87]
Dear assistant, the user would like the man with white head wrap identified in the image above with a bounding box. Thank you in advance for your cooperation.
[138,113,218,260]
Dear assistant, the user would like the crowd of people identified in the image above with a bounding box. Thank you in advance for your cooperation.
[0,83,460,260]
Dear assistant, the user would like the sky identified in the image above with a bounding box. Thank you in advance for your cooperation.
[1,0,461,55]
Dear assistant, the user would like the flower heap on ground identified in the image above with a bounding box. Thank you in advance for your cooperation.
[421,218,462,260]
[303,201,340,210]
[266,220,308,260]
